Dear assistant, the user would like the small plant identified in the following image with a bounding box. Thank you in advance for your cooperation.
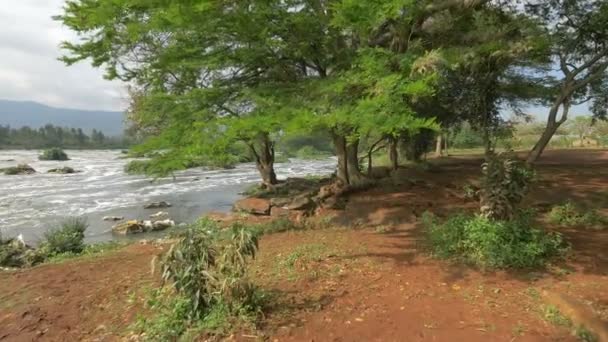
[276,243,331,281]
[462,184,479,200]
[39,148,69,161]
[423,211,568,269]
[574,325,598,342]
[480,151,535,220]
[548,202,606,229]
[542,304,571,326]
[39,218,87,256]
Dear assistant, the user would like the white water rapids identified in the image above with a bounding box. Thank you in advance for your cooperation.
[0,150,336,243]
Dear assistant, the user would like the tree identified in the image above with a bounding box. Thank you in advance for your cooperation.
[57,0,546,186]
[568,116,594,146]
[526,0,608,163]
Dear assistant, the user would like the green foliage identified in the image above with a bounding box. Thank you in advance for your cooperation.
[574,325,598,342]
[542,304,571,326]
[548,202,606,229]
[480,152,535,220]
[161,222,260,320]
[45,241,126,264]
[39,218,87,256]
[0,233,42,268]
[540,305,598,342]
[423,212,568,269]
[39,148,69,161]
[450,124,486,149]
[134,220,266,339]
[294,146,332,160]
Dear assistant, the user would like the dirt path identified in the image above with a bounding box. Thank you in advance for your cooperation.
[1,150,607,341]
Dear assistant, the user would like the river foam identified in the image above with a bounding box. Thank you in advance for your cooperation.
[0,150,336,242]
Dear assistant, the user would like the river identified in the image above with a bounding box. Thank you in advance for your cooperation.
[0,150,336,243]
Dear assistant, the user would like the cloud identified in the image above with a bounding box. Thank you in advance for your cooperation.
[0,0,125,111]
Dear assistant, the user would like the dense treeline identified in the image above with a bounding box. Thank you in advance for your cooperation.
[57,0,608,186]
[0,124,131,149]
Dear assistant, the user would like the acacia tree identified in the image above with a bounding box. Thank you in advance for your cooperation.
[526,0,608,163]
[57,1,316,183]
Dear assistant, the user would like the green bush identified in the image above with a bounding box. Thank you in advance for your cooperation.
[0,233,45,268]
[39,148,69,161]
[40,218,87,256]
[136,221,264,340]
[548,202,606,229]
[161,222,261,319]
[480,152,535,220]
[423,212,568,269]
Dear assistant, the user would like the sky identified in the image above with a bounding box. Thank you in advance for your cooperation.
[0,0,125,111]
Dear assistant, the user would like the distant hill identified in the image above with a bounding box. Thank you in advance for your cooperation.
[0,100,125,136]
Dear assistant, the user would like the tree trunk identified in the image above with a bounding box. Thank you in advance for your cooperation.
[346,139,366,186]
[527,123,560,164]
[527,101,570,164]
[248,134,278,187]
[482,128,493,159]
[332,133,366,186]
[333,134,349,184]
[388,138,399,170]
[435,134,443,157]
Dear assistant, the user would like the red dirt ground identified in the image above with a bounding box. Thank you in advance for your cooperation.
[1,149,607,341]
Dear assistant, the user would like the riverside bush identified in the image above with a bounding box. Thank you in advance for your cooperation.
[135,221,265,340]
[39,148,69,161]
[423,212,568,269]
[40,218,87,256]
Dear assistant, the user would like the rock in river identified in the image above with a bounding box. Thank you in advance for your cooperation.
[150,211,169,220]
[1,164,36,175]
[152,219,175,231]
[233,198,271,215]
[103,216,124,221]
[143,201,172,209]
[112,220,145,235]
[47,167,79,174]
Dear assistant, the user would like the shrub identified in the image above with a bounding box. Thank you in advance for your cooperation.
[423,212,568,269]
[39,148,69,161]
[161,222,261,319]
[40,218,87,256]
[0,233,45,268]
[133,222,264,339]
[480,152,535,220]
[548,202,606,229]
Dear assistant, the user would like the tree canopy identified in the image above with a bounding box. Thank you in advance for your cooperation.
[56,0,608,183]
